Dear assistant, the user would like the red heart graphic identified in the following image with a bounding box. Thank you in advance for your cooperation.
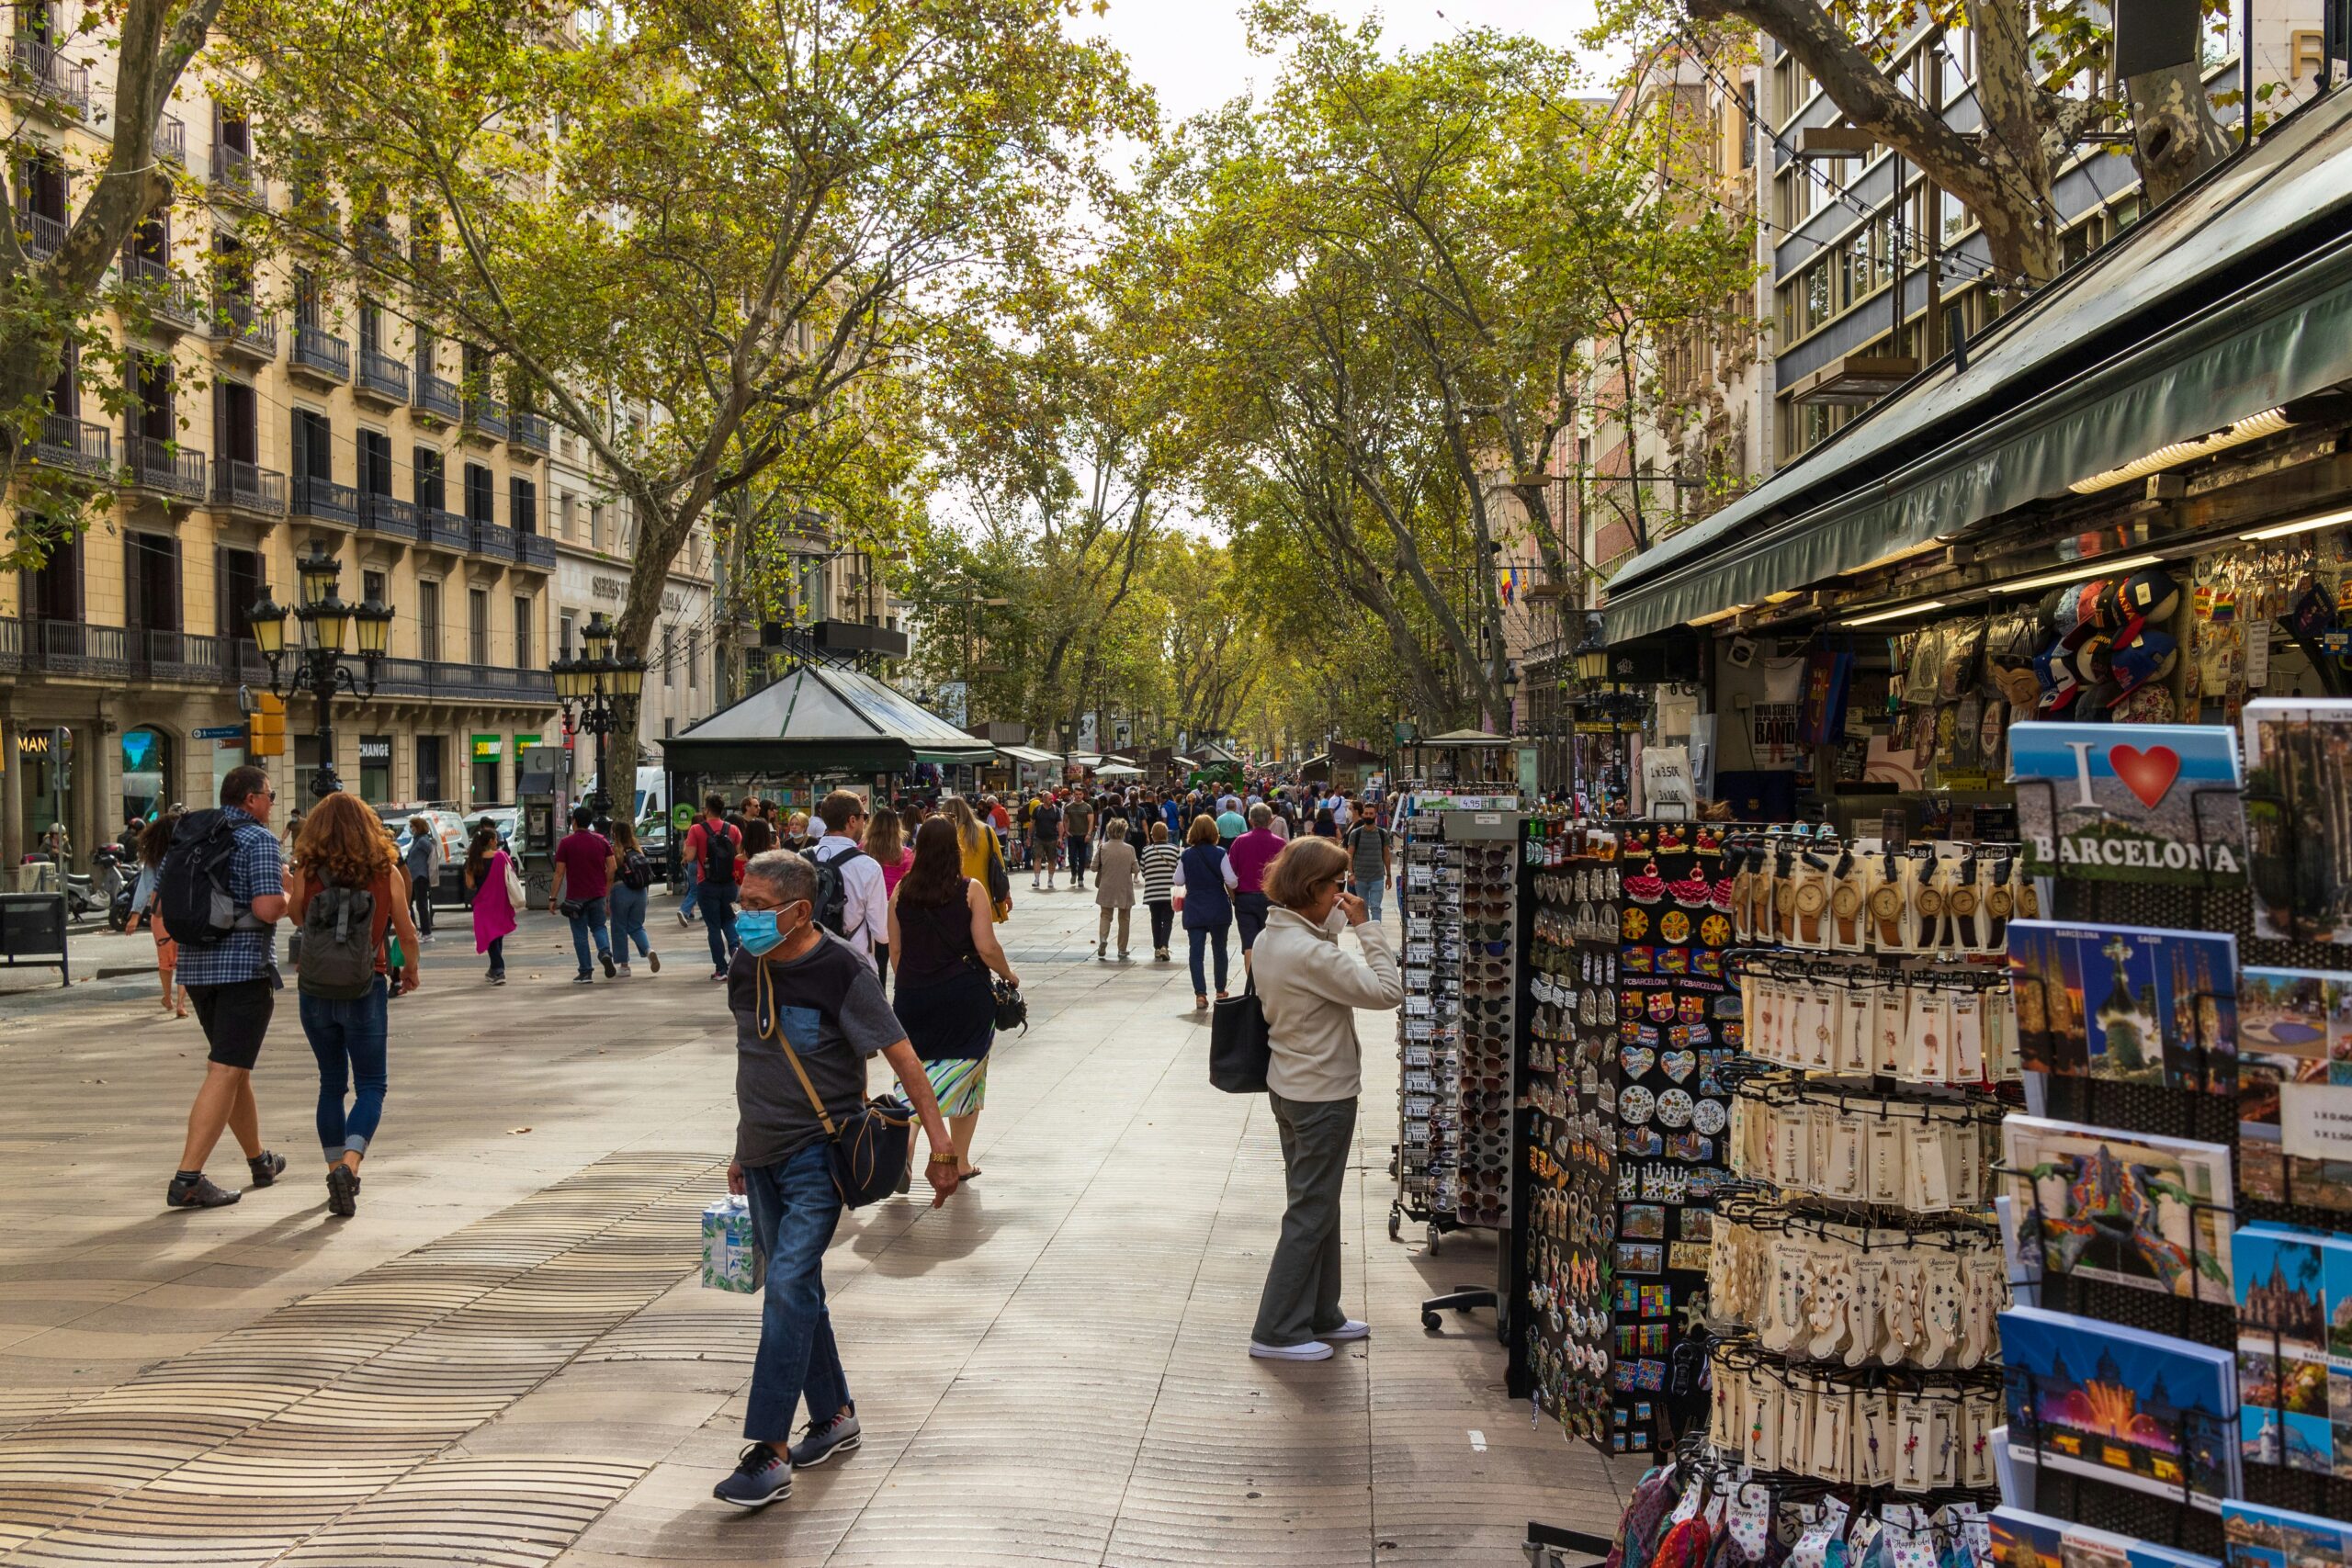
[2108,744,2181,810]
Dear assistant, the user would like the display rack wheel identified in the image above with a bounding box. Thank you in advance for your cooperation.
[1422,1308,1443,1332]
[1426,1223,1442,1254]
[1388,1204,1402,1240]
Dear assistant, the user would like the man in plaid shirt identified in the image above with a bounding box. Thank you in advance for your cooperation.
[167,765,293,1209]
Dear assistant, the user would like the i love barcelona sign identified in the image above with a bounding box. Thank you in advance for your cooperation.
[2009,722,2249,886]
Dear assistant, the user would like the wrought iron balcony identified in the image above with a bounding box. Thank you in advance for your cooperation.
[8,38,88,119]
[209,296,276,361]
[356,347,409,405]
[19,209,63,259]
[210,141,258,200]
[469,519,516,559]
[28,618,131,677]
[212,458,287,517]
[32,412,109,477]
[515,531,555,570]
[288,323,350,382]
[414,371,461,423]
[126,435,206,502]
[119,254,200,332]
[462,392,507,441]
[511,412,551,457]
[357,491,417,539]
[292,476,358,525]
[417,505,470,550]
[153,112,184,164]
[0,615,19,673]
[143,629,224,682]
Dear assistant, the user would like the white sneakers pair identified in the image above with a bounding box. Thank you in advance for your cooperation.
[1249,1320,1370,1360]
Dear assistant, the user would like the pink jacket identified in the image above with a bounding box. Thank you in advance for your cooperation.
[472,847,518,951]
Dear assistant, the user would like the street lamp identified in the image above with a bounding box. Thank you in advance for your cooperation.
[248,540,391,799]
[554,610,645,818]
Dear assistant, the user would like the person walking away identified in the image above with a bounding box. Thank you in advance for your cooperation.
[1176,814,1238,1010]
[887,819,1019,1181]
[286,793,422,1218]
[1029,793,1063,891]
[159,764,291,1208]
[942,795,1011,924]
[741,803,776,861]
[128,809,187,1018]
[1215,798,1248,846]
[549,806,617,983]
[607,818,661,976]
[806,791,886,973]
[1139,820,1181,962]
[1311,806,1339,840]
[1331,794,1354,832]
[1344,802,1393,924]
[713,850,961,1510]
[1266,797,1292,842]
[1092,818,1140,960]
[463,822,518,984]
[1063,793,1094,889]
[1228,803,1286,971]
[403,816,442,941]
[1248,838,1403,1359]
[863,807,911,979]
[688,795,745,978]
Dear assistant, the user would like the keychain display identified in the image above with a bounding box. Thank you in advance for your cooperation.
[1736,956,2021,1087]
[1607,1451,1995,1568]
[1706,1340,2004,1494]
[1726,1077,1999,1213]
[1708,1207,2007,1371]
[1726,835,2030,958]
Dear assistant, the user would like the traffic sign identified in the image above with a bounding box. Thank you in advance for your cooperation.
[193,725,245,741]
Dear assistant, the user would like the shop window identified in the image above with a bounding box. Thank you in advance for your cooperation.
[359,735,391,804]
[120,726,171,824]
[295,733,322,801]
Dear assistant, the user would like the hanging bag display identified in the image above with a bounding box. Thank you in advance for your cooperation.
[1208,974,1272,1094]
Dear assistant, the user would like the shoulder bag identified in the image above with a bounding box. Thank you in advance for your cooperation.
[501,851,526,909]
[756,961,915,1208]
[920,895,1027,1034]
[983,831,1012,918]
[1208,973,1272,1095]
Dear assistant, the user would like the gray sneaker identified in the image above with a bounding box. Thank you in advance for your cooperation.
[712,1443,790,1508]
[787,1410,861,1470]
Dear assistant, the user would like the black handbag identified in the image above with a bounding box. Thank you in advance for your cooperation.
[1208,976,1272,1094]
[992,976,1027,1033]
[758,964,916,1208]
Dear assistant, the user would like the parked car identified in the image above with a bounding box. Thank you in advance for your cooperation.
[380,806,471,905]
[469,806,520,852]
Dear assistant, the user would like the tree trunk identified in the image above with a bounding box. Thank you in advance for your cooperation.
[2125,59,2233,207]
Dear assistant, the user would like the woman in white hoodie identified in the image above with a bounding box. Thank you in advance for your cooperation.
[1244,836,1404,1361]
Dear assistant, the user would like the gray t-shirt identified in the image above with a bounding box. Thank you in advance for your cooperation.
[1346,822,1389,882]
[729,930,905,1168]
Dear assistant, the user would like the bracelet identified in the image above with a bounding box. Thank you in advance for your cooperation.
[927,1152,960,1165]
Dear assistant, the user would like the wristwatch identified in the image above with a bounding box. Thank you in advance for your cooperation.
[1870,854,1906,952]
[1830,851,1862,949]
[1984,855,2015,947]
[1772,850,1798,944]
[1949,855,1980,949]
[1793,856,1829,947]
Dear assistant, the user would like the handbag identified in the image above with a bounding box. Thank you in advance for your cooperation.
[1208,975,1272,1094]
[757,963,915,1208]
[983,832,1012,918]
[920,898,1025,1033]
[501,852,526,909]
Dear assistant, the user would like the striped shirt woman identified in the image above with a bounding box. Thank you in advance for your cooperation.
[1139,824,1182,964]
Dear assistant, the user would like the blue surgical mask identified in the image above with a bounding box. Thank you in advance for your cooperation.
[735,909,785,957]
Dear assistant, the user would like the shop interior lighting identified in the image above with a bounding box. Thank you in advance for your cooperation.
[2067,407,2291,494]
[2239,503,2352,542]
[1838,599,1946,626]
[1984,553,2164,595]
[1687,603,1751,627]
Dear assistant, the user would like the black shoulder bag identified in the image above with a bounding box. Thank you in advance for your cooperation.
[756,961,913,1208]
[1208,973,1271,1094]
[920,892,1026,1034]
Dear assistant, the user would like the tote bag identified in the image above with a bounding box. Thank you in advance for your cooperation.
[1208,976,1272,1094]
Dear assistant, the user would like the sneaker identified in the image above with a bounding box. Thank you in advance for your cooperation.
[491,974,507,986]
[326,1164,359,1218]
[572,973,594,985]
[648,952,662,974]
[1321,1319,1371,1341]
[600,949,617,978]
[247,1151,287,1188]
[616,963,633,978]
[712,969,729,982]
[1249,1339,1334,1361]
[1097,942,1107,958]
[712,1443,790,1508]
[787,1410,862,1470]
[166,1173,241,1209]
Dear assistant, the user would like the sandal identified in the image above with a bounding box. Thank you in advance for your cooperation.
[1195,994,1208,1011]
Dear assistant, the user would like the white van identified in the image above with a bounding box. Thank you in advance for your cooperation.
[582,765,674,837]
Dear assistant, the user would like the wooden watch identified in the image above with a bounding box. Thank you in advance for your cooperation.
[1794,875,1828,946]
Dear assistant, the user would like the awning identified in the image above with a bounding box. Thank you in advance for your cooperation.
[1605,89,2352,643]
[1419,728,1511,747]
[662,661,996,774]
[1094,762,1145,778]
[995,745,1061,767]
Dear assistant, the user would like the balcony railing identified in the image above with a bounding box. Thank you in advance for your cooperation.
[417,506,469,550]
[515,531,555,570]
[153,112,184,164]
[356,348,409,403]
[369,659,557,702]
[20,209,63,259]
[9,38,88,118]
[211,141,257,199]
[288,323,350,381]
[462,393,508,441]
[0,615,19,673]
[143,628,223,682]
[469,519,515,559]
[28,619,130,676]
[119,254,200,332]
[126,435,206,502]
[357,491,417,540]
[209,296,277,360]
[33,412,109,476]
[292,476,358,525]
[511,412,551,456]
[212,459,286,516]
[414,372,461,423]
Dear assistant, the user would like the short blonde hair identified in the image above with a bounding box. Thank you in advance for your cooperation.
[1265,837,1350,909]
[1105,818,1128,841]
[1186,814,1220,847]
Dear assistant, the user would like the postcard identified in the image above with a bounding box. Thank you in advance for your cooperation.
[1994,1509,2222,1568]
[2243,700,2352,942]
[2011,722,2247,886]
[2001,1115,2233,1303]
[2239,970,2352,1213]
[2000,1305,2240,1508]
[2008,920,2240,1095]
[2222,1499,2352,1568]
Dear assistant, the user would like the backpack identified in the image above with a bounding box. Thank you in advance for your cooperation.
[618,849,653,892]
[158,809,262,947]
[809,844,868,937]
[294,874,379,1001]
[701,822,738,887]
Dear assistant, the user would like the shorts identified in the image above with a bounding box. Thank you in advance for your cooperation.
[187,977,276,1070]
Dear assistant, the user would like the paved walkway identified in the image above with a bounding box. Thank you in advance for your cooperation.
[0,888,1634,1564]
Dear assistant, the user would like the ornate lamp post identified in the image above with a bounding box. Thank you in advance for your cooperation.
[551,611,646,819]
[248,541,392,799]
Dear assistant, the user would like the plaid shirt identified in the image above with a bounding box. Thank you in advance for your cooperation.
[173,807,283,987]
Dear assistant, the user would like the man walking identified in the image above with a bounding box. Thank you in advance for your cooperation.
[1029,792,1063,891]
[1227,802,1285,965]
[549,806,617,983]
[1063,792,1094,890]
[712,851,960,1510]
[164,765,290,1209]
[805,791,887,973]
[687,794,744,978]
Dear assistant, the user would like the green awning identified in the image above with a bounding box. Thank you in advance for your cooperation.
[1605,90,2352,643]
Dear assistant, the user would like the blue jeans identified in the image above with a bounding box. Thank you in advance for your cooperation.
[741,1141,852,1442]
[679,862,700,919]
[1350,876,1384,923]
[298,975,389,1159]
[704,883,741,971]
[609,884,651,958]
[1188,923,1230,997]
[567,895,613,975]
[1068,838,1091,880]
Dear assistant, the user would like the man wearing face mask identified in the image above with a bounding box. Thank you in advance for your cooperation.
[713,851,959,1512]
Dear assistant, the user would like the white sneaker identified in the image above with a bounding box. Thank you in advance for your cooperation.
[616,964,632,978]
[1323,1319,1370,1341]
[1249,1339,1334,1361]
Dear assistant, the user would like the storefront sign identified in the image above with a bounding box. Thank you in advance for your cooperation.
[471,734,503,761]
[358,737,392,763]
[1641,746,1694,819]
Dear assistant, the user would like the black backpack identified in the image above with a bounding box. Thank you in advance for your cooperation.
[618,848,653,892]
[294,874,378,1000]
[809,845,867,937]
[702,822,738,887]
[158,809,261,947]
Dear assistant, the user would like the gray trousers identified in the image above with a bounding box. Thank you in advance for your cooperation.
[1253,1091,1358,1347]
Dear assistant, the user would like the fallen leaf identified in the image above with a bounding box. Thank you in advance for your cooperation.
[508,1126,533,1134]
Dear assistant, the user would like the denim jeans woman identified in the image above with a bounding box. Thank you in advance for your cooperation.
[301,976,390,1174]
[609,882,657,974]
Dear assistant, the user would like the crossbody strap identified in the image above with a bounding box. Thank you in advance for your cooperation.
[755,960,839,1138]
[916,887,985,976]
